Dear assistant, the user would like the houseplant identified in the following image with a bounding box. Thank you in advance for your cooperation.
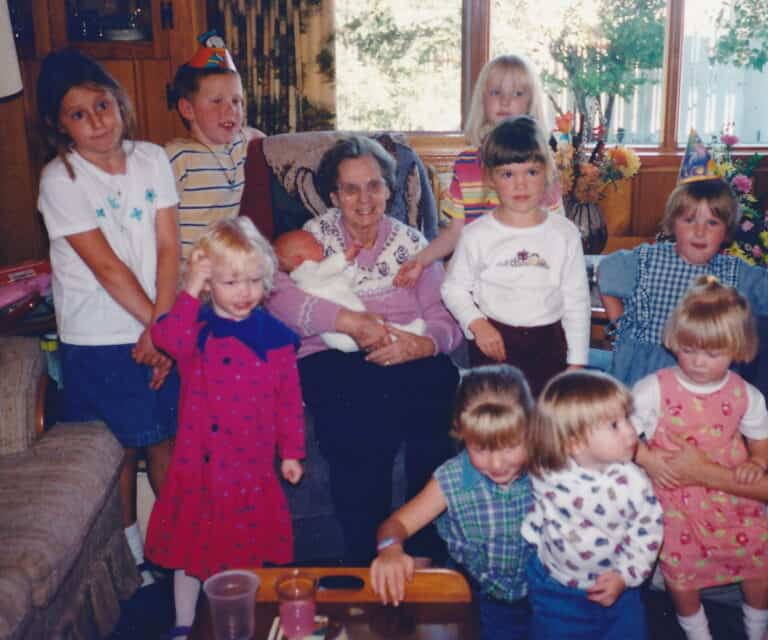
[553,112,641,254]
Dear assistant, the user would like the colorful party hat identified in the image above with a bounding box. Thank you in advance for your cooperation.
[187,31,236,71]
[678,129,718,184]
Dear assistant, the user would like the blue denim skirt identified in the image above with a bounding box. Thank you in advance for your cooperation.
[60,342,178,447]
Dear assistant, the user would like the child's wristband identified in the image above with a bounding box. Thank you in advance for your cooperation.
[376,537,401,553]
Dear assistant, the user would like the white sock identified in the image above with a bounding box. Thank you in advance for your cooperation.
[124,521,154,586]
[743,603,768,640]
[677,607,712,640]
[174,569,201,638]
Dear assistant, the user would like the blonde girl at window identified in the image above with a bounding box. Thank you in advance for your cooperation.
[394,53,563,287]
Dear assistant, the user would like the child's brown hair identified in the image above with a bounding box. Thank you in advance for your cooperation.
[480,116,554,185]
[527,370,632,476]
[451,364,533,450]
[37,49,136,178]
[663,275,757,362]
[660,179,739,241]
[170,64,241,129]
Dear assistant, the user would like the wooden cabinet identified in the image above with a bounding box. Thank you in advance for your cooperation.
[1,0,206,266]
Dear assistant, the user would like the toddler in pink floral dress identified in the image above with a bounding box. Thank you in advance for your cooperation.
[632,276,768,640]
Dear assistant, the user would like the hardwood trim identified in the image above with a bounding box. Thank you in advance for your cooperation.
[244,568,472,604]
[462,0,489,126]
[661,0,684,152]
[47,0,68,50]
[32,0,52,58]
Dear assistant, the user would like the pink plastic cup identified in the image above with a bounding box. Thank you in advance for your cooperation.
[275,571,317,639]
[203,570,260,640]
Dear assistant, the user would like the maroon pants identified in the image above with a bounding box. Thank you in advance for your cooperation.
[469,319,567,397]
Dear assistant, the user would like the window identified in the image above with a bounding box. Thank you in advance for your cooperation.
[335,0,463,131]
[490,0,665,145]
[678,0,768,145]
[335,0,768,149]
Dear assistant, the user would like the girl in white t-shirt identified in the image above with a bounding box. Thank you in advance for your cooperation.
[441,115,590,396]
[36,49,180,586]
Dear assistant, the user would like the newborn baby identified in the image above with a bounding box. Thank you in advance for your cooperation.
[274,230,426,352]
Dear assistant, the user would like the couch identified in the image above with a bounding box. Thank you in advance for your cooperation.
[0,337,140,640]
[239,131,447,563]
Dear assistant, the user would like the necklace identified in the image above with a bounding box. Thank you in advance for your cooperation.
[199,135,242,187]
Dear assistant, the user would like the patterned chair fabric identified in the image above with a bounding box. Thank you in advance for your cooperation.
[239,131,438,241]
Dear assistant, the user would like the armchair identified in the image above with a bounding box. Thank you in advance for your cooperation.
[0,337,139,639]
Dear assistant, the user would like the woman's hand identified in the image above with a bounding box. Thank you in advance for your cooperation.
[371,545,414,606]
[365,326,435,367]
[393,260,424,288]
[335,308,389,350]
[469,318,506,362]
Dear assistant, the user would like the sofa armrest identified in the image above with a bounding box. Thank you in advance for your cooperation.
[0,336,47,455]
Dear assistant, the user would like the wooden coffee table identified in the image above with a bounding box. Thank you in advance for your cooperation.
[189,567,480,639]
[190,599,480,639]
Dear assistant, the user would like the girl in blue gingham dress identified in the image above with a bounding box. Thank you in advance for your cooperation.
[598,179,768,388]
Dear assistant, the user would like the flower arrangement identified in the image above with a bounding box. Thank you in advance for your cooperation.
[714,126,767,267]
[553,112,641,205]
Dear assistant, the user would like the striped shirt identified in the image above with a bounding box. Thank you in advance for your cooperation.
[442,147,563,223]
[165,134,249,258]
[434,449,533,602]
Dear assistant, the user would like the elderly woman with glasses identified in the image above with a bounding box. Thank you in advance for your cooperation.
[267,135,463,563]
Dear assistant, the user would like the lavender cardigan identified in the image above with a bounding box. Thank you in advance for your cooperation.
[267,210,462,359]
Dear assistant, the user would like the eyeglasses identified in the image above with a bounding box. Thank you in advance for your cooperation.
[336,178,387,200]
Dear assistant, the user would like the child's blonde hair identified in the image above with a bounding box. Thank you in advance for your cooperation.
[481,116,554,185]
[464,53,548,148]
[663,275,757,362]
[451,364,533,449]
[527,370,632,476]
[660,179,739,241]
[194,217,278,294]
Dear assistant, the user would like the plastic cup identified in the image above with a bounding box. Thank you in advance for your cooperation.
[203,569,260,640]
[276,571,317,639]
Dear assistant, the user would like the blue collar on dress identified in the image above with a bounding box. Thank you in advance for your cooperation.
[196,304,299,361]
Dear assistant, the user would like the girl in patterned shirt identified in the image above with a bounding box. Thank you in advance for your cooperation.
[522,370,663,640]
[631,276,768,640]
[371,364,534,640]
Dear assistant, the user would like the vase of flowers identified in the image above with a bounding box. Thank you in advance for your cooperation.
[714,126,767,267]
[553,112,642,254]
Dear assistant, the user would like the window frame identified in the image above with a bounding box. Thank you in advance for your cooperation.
[381,0,766,174]
[460,0,683,152]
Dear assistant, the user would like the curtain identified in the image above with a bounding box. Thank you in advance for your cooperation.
[218,0,336,134]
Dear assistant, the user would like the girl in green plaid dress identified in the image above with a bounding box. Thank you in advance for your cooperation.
[371,364,535,640]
